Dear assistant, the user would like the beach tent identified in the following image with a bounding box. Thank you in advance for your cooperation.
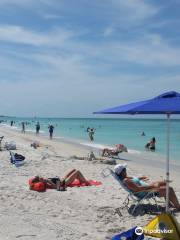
[94,91,180,212]
[143,213,180,239]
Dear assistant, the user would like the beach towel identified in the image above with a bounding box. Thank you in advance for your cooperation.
[68,179,102,187]
[111,226,144,240]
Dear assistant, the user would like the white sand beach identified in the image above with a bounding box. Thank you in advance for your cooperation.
[0,125,180,240]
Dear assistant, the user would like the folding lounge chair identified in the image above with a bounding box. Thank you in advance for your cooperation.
[102,168,160,215]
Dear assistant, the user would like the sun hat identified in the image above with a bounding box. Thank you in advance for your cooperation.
[114,163,127,175]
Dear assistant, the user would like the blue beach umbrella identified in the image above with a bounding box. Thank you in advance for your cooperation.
[94,91,180,212]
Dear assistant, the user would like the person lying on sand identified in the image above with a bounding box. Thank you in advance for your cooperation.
[102,144,127,157]
[72,153,115,164]
[114,164,180,211]
[30,169,90,191]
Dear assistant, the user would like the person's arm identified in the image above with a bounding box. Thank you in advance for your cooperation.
[139,176,149,181]
[124,179,155,192]
[63,169,76,179]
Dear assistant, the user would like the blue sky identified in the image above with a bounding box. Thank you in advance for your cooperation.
[0,0,180,117]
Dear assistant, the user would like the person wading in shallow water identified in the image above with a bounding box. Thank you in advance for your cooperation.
[88,128,95,141]
[36,122,40,135]
[48,125,54,139]
[22,122,25,133]
[145,137,156,151]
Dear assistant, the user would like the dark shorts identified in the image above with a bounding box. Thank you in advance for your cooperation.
[48,177,60,184]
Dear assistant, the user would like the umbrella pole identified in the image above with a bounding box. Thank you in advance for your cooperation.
[166,113,170,212]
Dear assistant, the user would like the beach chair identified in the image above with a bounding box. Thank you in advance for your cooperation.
[9,151,25,167]
[101,167,160,215]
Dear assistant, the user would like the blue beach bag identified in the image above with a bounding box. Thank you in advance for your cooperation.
[9,151,25,167]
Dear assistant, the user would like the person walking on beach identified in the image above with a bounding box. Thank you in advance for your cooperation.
[36,122,40,135]
[21,122,25,133]
[48,125,54,139]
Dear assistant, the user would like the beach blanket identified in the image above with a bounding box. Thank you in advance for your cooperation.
[68,179,102,187]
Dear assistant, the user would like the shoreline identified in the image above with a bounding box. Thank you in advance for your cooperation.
[1,118,180,163]
[1,123,180,168]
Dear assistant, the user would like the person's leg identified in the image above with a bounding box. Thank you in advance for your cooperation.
[158,186,180,210]
[150,181,166,187]
[50,132,52,139]
[75,171,88,183]
[65,170,88,186]
[64,169,76,179]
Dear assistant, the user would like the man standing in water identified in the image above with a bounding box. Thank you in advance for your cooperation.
[21,122,25,133]
[36,122,40,135]
[88,128,95,141]
[48,125,54,139]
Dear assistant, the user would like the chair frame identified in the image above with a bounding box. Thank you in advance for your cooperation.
[102,167,161,215]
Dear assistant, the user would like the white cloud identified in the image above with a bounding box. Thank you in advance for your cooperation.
[1,23,180,69]
[108,38,180,66]
[0,0,158,27]
[0,25,74,46]
[1,68,180,117]
[0,0,52,7]
[115,0,158,21]
[42,13,61,20]
[75,33,180,67]
[103,27,115,37]
[0,0,179,117]
[1,24,180,69]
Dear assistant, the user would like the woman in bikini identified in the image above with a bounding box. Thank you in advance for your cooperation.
[30,169,89,191]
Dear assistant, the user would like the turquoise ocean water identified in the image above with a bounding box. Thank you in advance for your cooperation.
[1,117,180,161]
